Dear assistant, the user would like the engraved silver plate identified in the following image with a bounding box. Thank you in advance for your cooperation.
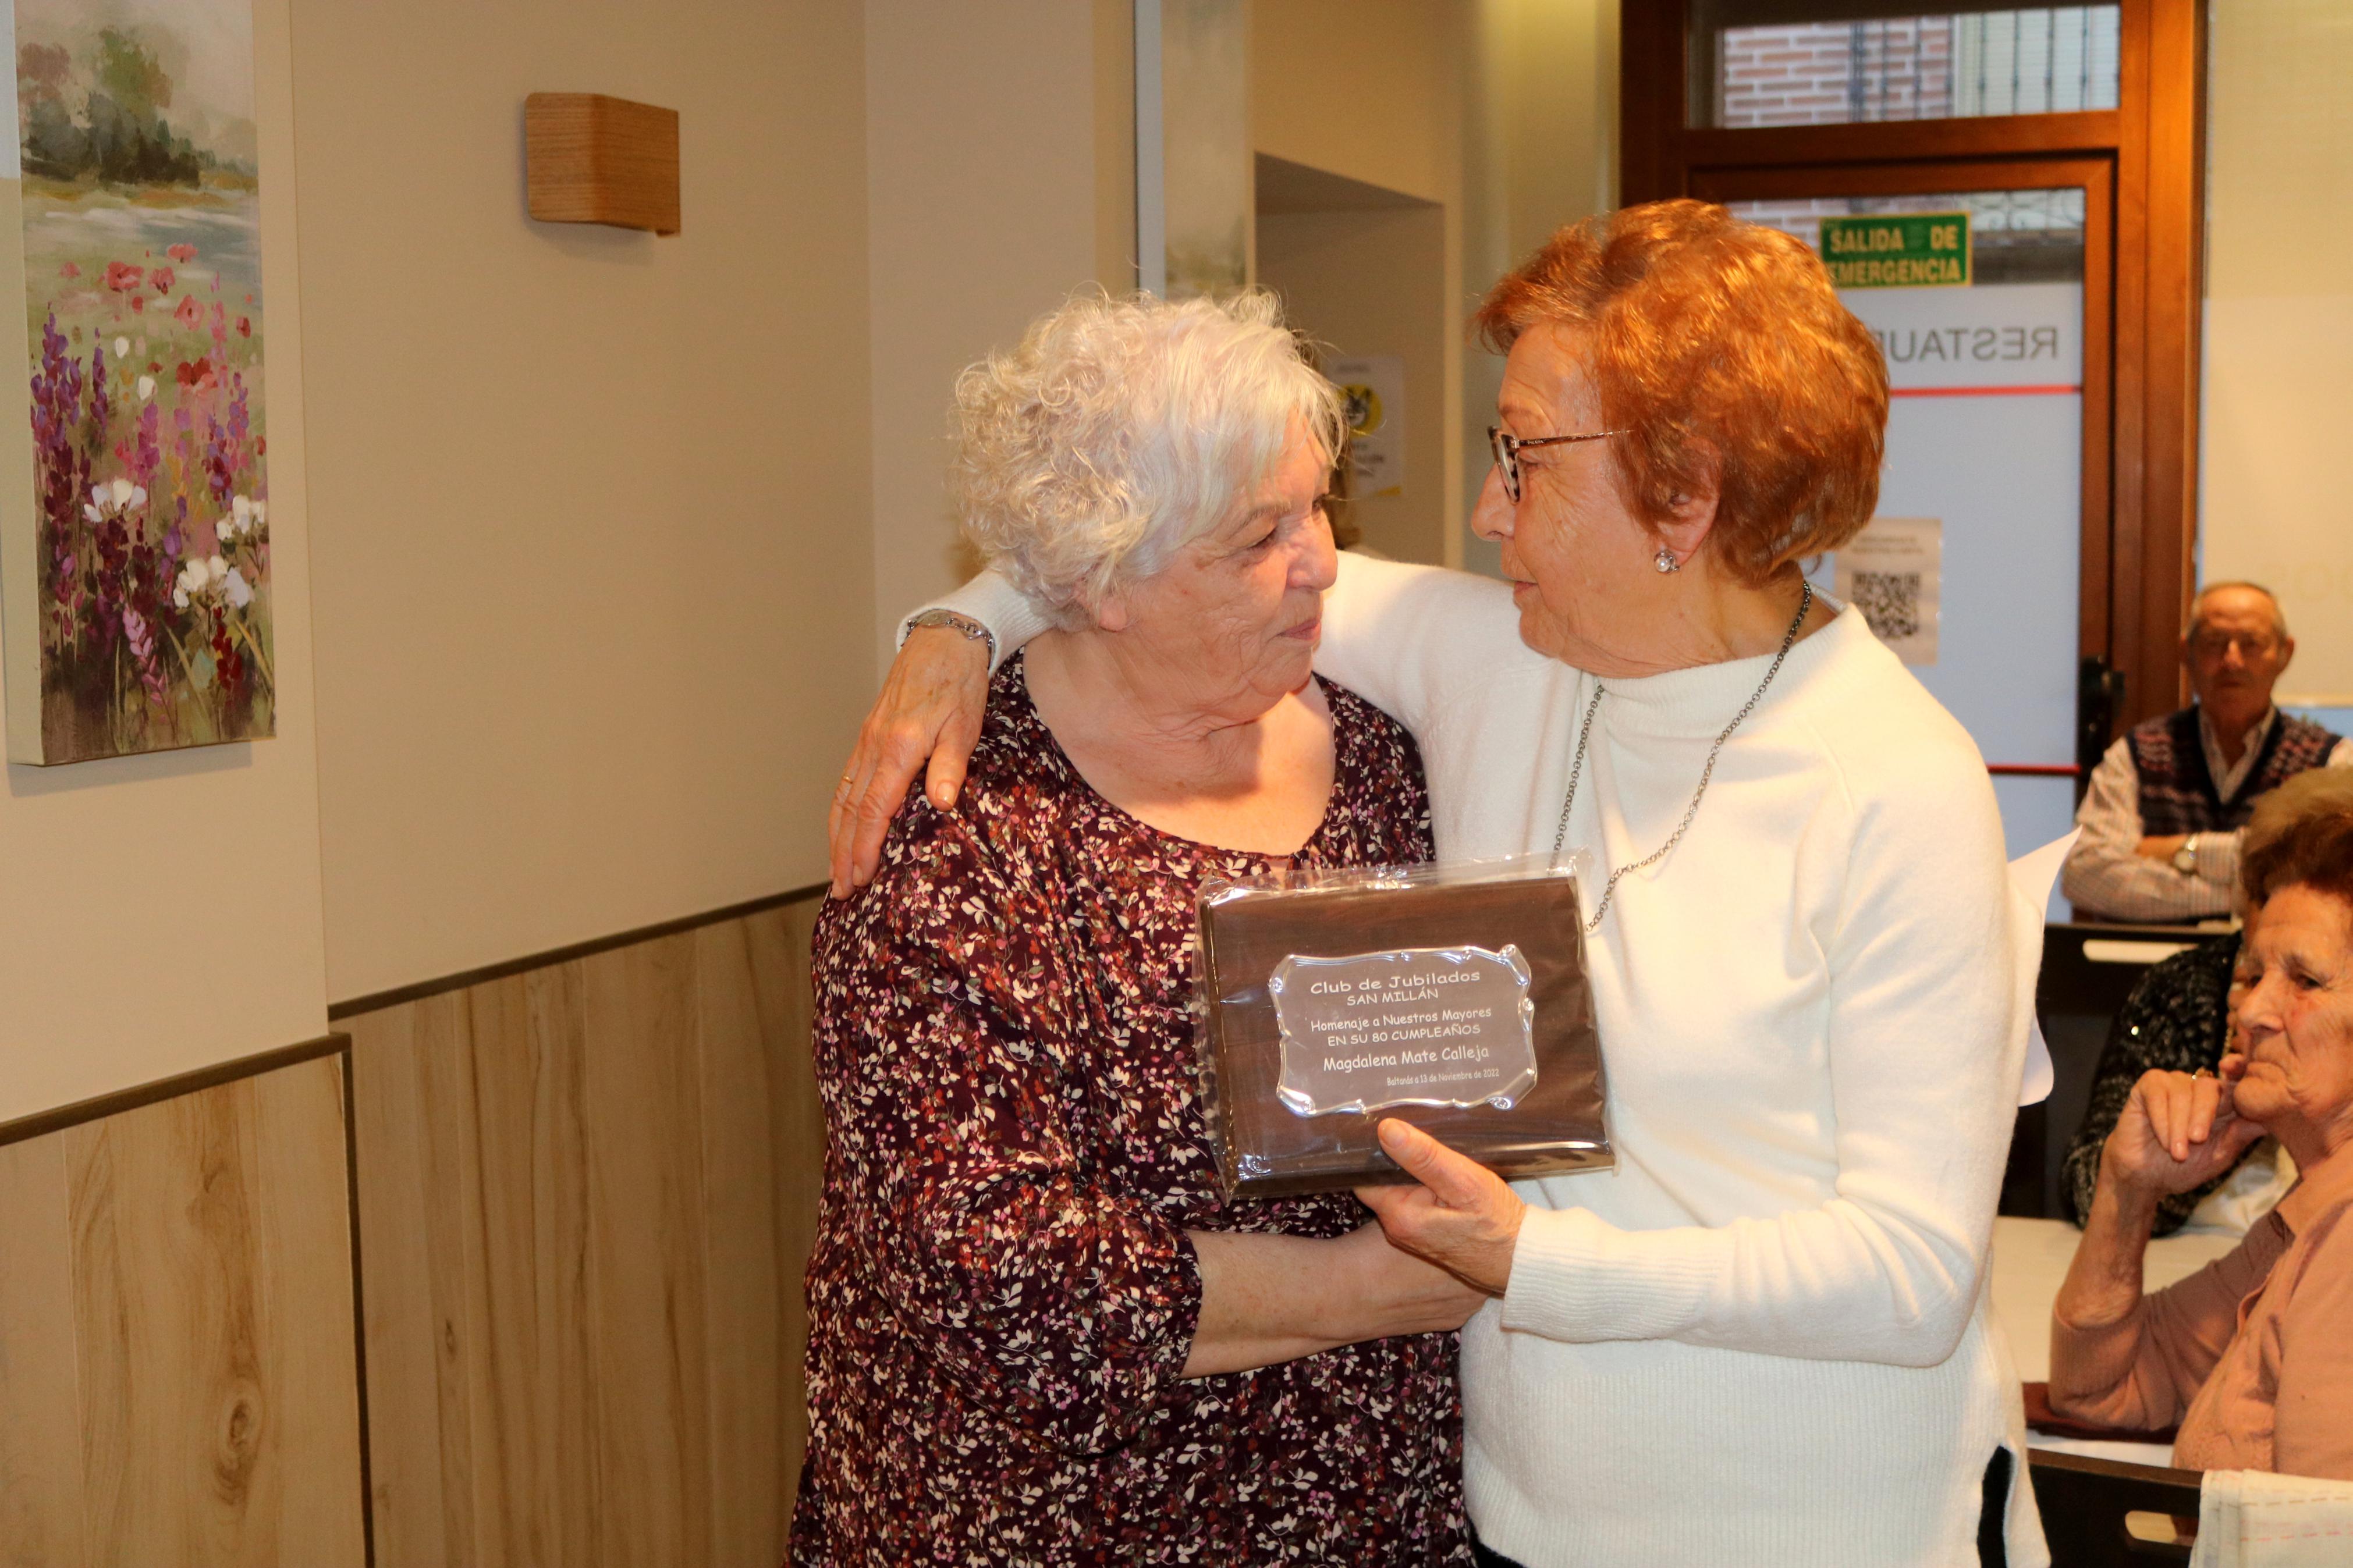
[1268,945,1539,1117]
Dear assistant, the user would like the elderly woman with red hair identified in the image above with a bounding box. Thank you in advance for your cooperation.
[835,201,2043,1567]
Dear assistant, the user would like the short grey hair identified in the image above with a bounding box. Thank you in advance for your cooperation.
[2191,580,2290,641]
[950,289,1344,628]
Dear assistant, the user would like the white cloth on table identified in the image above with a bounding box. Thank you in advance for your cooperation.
[2192,1470,2353,1567]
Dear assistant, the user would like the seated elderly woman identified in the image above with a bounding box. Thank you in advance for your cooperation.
[2055,786,2353,1236]
[2050,768,2353,1478]
[788,293,1479,1565]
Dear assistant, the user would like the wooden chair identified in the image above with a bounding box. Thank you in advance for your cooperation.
[2031,1449,2204,1566]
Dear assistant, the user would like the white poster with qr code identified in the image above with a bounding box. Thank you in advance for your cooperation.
[1835,517,1940,665]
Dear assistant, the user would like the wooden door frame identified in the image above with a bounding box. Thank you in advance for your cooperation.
[1622,1,2207,733]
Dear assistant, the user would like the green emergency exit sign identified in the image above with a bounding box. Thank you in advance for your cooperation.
[1820,212,1971,288]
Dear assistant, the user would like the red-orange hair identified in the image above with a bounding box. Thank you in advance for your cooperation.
[1473,199,1888,585]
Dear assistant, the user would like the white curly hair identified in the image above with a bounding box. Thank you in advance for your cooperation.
[950,289,1344,628]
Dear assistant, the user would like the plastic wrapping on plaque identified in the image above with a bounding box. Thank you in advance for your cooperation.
[1195,855,1612,1201]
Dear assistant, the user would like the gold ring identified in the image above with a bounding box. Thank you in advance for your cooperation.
[2193,1067,2213,1080]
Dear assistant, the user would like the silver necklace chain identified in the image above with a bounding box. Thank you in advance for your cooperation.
[1550,581,1813,934]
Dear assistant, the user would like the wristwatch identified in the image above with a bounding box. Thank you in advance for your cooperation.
[905,607,997,666]
[2171,833,2201,875]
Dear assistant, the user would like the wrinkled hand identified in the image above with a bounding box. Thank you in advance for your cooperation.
[2103,1057,2266,1199]
[826,627,992,896]
[1355,1121,1527,1297]
[2135,834,2191,862]
[1336,1222,1487,1339]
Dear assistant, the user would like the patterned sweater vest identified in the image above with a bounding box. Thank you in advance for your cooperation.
[2127,706,2342,835]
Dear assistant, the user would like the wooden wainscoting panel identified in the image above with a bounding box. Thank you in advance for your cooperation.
[248,1055,370,1559]
[62,1054,363,1568]
[351,893,826,1568]
[694,898,825,1560]
[409,989,488,1567]
[347,997,466,1566]
[352,969,608,1568]
[770,897,825,1495]
[584,931,714,1566]
[0,1135,88,1568]
[479,963,603,1567]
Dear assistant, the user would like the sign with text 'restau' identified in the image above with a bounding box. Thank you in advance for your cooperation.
[1820,212,1972,289]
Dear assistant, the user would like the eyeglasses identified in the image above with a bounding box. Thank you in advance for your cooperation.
[1488,425,1628,503]
[2188,631,2281,660]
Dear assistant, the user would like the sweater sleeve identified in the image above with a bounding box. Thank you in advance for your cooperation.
[904,568,1052,673]
[812,796,1202,1453]
[905,553,1531,728]
[1500,738,2028,1367]
[1309,552,1534,737]
[2046,1218,2287,1432]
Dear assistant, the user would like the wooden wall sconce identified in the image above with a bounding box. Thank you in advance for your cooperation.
[524,93,680,236]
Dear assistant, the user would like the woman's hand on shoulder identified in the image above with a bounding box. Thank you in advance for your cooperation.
[1355,1120,1526,1297]
[829,627,992,897]
[2102,1057,2268,1201]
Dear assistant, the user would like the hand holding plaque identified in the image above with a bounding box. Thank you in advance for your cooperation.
[1196,858,1612,1201]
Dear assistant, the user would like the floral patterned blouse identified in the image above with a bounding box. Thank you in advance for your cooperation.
[790,656,1468,1566]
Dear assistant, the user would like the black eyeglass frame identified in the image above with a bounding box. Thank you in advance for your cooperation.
[1488,425,1628,503]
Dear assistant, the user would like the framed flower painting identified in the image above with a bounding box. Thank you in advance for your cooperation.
[1,0,271,764]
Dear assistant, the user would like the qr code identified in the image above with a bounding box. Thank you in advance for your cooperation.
[1850,570,1922,641]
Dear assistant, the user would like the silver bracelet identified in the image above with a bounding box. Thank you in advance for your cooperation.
[905,607,997,666]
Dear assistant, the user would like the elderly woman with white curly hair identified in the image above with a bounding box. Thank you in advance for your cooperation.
[789,291,1479,1566]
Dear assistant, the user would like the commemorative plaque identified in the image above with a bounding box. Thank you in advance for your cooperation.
[1196,858,1611,1201]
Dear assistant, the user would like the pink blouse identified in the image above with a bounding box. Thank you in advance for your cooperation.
[2050,1156,2353,1479]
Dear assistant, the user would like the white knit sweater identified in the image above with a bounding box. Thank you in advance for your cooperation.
[928,553,2049,1568]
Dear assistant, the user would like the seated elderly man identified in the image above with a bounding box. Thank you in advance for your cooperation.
[2049,769,2353,1478]
[2064,582,2348,924]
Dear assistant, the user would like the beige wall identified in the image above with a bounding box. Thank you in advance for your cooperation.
[2199,0,2353,707]
[1251,0,1470,567]
[1252,0,1458,207]
[1460,0,1619,575]
[295,0,877,1004]
[1466,0,1619,268]
[0,0,327,1125]
[1247,0,1619,577]
[1257,197,1450,563]
[864,0,1135,671]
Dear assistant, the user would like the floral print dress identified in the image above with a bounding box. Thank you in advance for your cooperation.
[790,656,1468,1566]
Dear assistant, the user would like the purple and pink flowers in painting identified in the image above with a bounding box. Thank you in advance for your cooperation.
[13,2,271,763]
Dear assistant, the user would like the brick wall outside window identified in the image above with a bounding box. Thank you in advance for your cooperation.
[1718,21,1954,128]
[1712,8,2118,129]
